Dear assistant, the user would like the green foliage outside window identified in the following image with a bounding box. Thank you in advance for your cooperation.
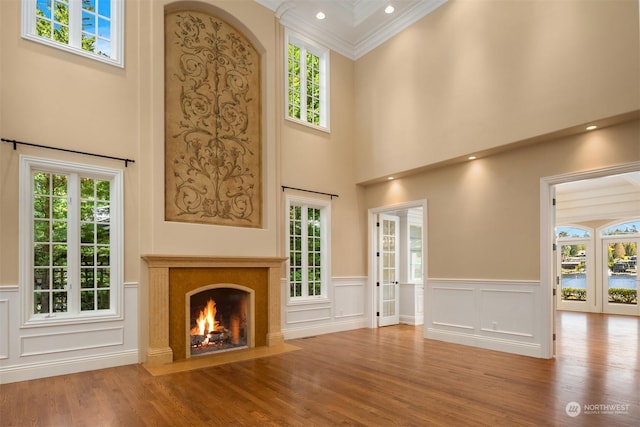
[289,204,323,298]
[562,287,637,304]
[35,0,99,54]
[287,43,322,126]
[31,171,111,314]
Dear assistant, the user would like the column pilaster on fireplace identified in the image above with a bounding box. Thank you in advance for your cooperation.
[267,265,285,346]
[147,266,174,365]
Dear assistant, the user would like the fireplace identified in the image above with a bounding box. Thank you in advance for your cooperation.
[187,285,254,357]
[142,255,286,366]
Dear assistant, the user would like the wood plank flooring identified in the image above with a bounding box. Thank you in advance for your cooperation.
[1,311,638,426]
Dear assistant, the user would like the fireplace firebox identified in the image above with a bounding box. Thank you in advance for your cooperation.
[186,285,254,358]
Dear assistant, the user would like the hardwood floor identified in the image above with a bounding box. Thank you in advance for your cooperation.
[1,311,638,426]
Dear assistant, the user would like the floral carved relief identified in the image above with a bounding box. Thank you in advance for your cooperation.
[165,11,261,227]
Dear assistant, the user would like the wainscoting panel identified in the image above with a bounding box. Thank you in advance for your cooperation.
[285,306,332,324]
[334,277,365,318]
[426,279,543,358]
[479,289,535,338]
[431,286,475,329]
[0,283,139,384]
[21,327,125,357]
[282,277,368,340]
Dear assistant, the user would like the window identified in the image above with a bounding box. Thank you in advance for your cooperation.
[409,224,422,282]
[20,156,123,324]
[286,30,330,130]
[22,0,124,67]
[286,195,330,300]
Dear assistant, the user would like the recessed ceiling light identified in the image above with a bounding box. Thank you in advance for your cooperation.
[468,156,477,160]
[316,11,325,20]
[385,5,395,14]
[387,176,394,180]
[586,125,598,131]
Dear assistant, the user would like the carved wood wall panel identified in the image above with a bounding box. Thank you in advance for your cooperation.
[165,10,262,227]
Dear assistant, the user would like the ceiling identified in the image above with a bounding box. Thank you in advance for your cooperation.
[255,0,447,59]
[556,172,640,225]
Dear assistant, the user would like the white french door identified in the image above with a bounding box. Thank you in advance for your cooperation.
[378,214,400,327]
[556,238,594,312]
[602,236,639,316]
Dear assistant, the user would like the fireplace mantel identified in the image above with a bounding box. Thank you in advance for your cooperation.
[142,255,287,366]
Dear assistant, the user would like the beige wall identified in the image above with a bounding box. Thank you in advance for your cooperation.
[354,0,640,183]
[279,46,366,276]
[0,0,141,284]
[363,119,640,280]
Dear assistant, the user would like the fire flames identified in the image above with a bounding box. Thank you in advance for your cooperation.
[190,294,246,354]
[191,298,219,336]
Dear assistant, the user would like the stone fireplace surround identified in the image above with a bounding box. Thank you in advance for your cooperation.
[142,255,286,366]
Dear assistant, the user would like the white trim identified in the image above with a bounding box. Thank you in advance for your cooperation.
[265,0,447,60]
[426,278,542,357]
[0,350,138,385]
[368,200,428,328]
[21,0,125,68]
[19,155,124,327]
[424,328,542,358]
[284,29,330,131]
[282,318,368,340]
[285,194,332,301]
[20,326,124,357]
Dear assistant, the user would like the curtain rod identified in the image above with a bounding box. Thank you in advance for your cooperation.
[2,138,136,167]
[281,185,339,199]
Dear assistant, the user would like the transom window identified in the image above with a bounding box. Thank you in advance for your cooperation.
[20,156,123,324]
[286,195,330,300]
[22,0,124,67]
[286,30,330,130]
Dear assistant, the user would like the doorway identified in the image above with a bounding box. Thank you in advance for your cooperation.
[368,200,427,328]
[542,162,640,357]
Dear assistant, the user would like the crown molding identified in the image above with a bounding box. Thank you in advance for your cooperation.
[255,0,448,60]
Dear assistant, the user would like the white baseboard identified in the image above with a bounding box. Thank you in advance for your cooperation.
[0,350,139,384]
[400,315,424,325]
[425,328,543,358]
[283,318,368,340]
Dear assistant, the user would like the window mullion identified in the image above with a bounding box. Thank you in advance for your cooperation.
[66,173,80,314]
[301,204,309,297]
[68,0,82,49]
[299,47,308,122]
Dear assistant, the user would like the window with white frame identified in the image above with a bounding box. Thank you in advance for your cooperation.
[22,0,124,67]
[286,30,330,130]
[286,195,330,300]
[20,156,123,323]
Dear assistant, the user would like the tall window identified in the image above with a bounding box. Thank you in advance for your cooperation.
[286,196,330,300]
[22,0,124,67]
[20,156,123,323]
[286,30,330,130]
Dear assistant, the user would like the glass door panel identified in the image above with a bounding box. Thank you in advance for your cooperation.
[379,214,399,326]
[603,239,638,315]
[556,239,593,312]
